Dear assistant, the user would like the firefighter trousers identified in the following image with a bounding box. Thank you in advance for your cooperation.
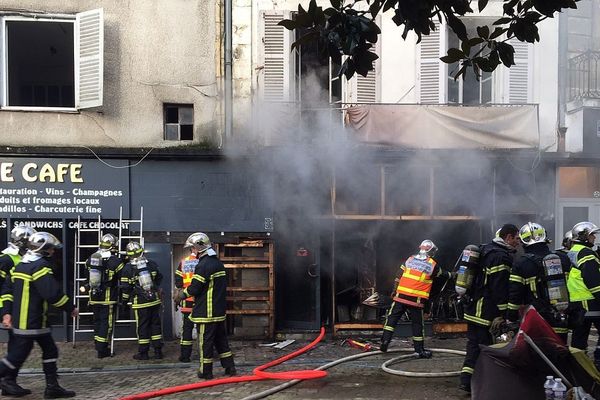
[134,304,162,353]
[572,318,600,363]
[460,322,493,387]
[381,301,424,350]
[180,312,195,358]
[0,333,58,379]
[92,304,114,352]
[197,321,235,376]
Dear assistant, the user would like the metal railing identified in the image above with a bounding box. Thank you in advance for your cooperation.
[568,51,600,101]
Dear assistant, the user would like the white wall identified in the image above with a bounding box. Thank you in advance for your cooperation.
[0,0,218,148]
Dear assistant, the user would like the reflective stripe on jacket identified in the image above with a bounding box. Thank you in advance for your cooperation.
[396,256,436,301]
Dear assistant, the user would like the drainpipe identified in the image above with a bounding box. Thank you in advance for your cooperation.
[225,0,233,140]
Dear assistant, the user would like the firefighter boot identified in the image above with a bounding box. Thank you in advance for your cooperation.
[1,376,32,397]
[97,348,111,359]
[133,351,149,360]
[413,341,432,359]
[380,330,393,353]
[152,347,164,360]
[225,366,237,376]
[179,346,192,363]
[44,375,75,399]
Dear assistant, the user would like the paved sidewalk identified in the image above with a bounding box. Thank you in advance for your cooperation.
[0,334,470,399]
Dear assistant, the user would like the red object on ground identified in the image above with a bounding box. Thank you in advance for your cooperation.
[118,328,328,400]
[344,339,373,352]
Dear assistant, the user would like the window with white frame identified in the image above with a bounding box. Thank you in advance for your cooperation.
[0,9,103,110]
[418,18,531,104]
[258,10,379,105]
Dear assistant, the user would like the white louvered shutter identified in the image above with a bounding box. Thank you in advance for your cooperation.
[507,40,531,103]
[355,41,380,103]
[75,8,104,109]
[259,11,292,101]
[417,23,445,104]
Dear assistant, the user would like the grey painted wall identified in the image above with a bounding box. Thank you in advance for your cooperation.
[130,158,274,232]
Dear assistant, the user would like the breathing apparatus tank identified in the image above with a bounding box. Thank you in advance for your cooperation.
[542,253,569,312]
[455,244,480,298]
[87,250,106,296]
[134,256,154,294]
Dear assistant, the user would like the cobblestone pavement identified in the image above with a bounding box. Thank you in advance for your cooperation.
[0,334,469,400]
[2,331,598,400]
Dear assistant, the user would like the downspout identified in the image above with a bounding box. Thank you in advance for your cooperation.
[225,0,233,140]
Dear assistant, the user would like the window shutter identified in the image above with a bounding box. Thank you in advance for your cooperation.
[508,39,531,104]
[355,42,380,103]
[259,11,292,102]
[417,23,445,103]
[75,8,104,109]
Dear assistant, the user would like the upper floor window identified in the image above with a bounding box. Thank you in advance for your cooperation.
[418,18,531,105]
[0,9,103,110]
[164,104,194,141]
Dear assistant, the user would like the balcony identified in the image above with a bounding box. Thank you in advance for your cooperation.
[254,102,539,150]
[568,51,600,103]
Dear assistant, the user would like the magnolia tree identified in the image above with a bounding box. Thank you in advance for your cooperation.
[279,0,579,79]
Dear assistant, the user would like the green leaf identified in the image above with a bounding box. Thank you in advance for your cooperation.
[478,0,489,12]
[440,47,465,64]
[493,17,512,25]
[278,19,297,30]
[489,27,507,39]
[446,13,468,41]
[496,42,515,67]
[330,0,341,9]
[477,25,489,39]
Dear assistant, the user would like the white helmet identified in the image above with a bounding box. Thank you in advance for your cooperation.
[9,226,36,253]
[416,239,437,260]
[125,241,144,258]
[184,232,212,256]
[572,221,600,245]
[562,230,573,249]
[519,222,547,246]
[99,233,118,251]
[27,232,62,257]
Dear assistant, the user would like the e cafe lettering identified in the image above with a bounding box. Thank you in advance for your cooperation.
[0,162,83,183]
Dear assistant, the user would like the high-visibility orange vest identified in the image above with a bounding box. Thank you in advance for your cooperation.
[179,255,198,312]
[395,256,436,302]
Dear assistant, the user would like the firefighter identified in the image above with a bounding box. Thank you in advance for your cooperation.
[174,242,199,362]
[507,222,570,343]
[174,232,236,379]
[0,226,35,396]
[566,221,600,368]
[459,224,520,394]
[379,240,450,358]
[85,233,124,358]
[555,230,573,278]
[0,232,77,398]
[120,241,164,360]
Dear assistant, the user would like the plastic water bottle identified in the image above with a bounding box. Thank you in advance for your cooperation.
[552,378,567,400]
[543,376,554,399]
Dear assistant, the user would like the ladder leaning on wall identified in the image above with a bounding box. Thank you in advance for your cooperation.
[72,215,102,347]
[110,206,144,355]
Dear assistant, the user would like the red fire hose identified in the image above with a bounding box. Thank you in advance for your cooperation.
[119,328,328,400]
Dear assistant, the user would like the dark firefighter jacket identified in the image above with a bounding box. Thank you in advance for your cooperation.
[555,248,572,279]
[2,256,74,335]
[507,242,569,333]
[175,255,198,313]
[463,239,514,327]
[0,249,20,309]
[120,259,163,309]
[566,242,600,317]
[85,253,124,305]
[183,253,227,323]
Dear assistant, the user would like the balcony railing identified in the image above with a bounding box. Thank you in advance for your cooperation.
[568,51,600,102]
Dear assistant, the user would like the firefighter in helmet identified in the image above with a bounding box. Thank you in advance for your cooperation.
[555,230,573,279]
[459,223,519,393]
[174,232,236,379]
[174,237,199,362]
[0,232,77,398]
[85,233,124,358]
[507,222,570,343]
[120,241,164,360]
[567,221,600,368]
[380,240,451,358]
[0,226,35,396]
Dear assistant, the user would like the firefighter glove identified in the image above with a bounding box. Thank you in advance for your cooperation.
[173,288,187,304]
